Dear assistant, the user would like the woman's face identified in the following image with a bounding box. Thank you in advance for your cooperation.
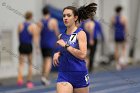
[63,9,77,27]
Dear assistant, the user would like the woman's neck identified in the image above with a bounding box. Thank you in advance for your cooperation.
[116,13,121,16]
[66,24,77,35]
[44,15,50,20]
[26,19,32,23]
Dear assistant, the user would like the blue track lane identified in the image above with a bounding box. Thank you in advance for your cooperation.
[0,67,140,93]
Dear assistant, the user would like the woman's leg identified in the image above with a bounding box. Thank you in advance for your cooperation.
[27,53,33,81]
[17,54,24,85]
[41,56,52,85]
[120,42,127,68]
[26,53,34,88]
[57,82,73,93]
[42,57,52,79]
[115,43,119,62]
[115,43,122,70]
[122,42,126,58]
[88,40,97,72]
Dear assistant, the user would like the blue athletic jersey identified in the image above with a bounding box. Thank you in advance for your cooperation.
[114,15,125,40]
[79,19,104,43]
[93,20,104,40]
[19,22,32,44]
[58,28,87,72]
[57,28,89,88]
[40,18,57,48]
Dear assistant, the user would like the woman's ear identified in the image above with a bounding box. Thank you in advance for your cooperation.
[74,16,78,22]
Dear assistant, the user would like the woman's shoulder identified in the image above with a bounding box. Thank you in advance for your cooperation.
[77,29,86,36]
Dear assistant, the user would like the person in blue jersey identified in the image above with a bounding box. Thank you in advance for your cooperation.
[78,3,104,72]
[17,11,39,88]
[37,5,59,85]
[79,19,104,72]
[53,3,97,93]
[110,6,128,70]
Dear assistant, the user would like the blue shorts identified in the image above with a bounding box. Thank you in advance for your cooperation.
[115,34,125,43]
[57,71,89,88]
[115,38,125,43]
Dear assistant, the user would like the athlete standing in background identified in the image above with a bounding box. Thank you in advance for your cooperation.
[38,5,59,85]
[17,11,39,88]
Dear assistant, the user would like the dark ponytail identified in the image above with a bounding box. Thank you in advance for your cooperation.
[78,3,97,22]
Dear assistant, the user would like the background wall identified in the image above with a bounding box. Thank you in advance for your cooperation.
[0,0,43,78]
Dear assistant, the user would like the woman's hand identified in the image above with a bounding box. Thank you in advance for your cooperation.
[53,52,60,66]
[57,39,66,47]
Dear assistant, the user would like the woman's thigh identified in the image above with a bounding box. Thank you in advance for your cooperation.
[57,82,73,93]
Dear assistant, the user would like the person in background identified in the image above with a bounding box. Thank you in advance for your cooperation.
[110,6,128,70]
[37,5,59,86]
[78,3,104,72]
[17,11,39,88]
